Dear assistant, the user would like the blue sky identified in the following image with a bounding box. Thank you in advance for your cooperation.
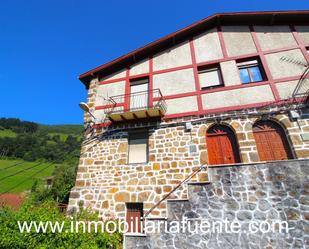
[0,0,308,124]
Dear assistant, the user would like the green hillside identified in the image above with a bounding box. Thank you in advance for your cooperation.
[0,123,83,140]
[0,159,56,193]
[0,118,82,196]
[38,124,83,136]
[39,124,83,141]
[0,118,83,162]
[0,129,17,138]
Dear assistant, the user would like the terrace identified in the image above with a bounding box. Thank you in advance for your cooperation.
[104,89,167,122]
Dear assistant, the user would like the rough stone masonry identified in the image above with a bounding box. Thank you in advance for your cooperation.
[68,107,309,219]
[125,159,309,249]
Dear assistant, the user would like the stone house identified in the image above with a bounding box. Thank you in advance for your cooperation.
[68,10,309,233]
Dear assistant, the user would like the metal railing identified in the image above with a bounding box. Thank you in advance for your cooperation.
[104,89,167,115]
[292,67,309,102]
[143,165,208,219]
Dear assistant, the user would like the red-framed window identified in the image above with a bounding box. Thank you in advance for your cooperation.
[237,58,266,84]
[198,65,224,90]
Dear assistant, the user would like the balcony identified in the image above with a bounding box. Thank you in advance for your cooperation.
[104,89,167,122]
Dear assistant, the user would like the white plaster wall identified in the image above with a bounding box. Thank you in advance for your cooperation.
[101,69,126,81]
[193,28,223,63]
[165,96,198,115]
[93,109,106,124]
[94,81,126,106]
[202,85,274,109]
[222,26,257,56]
[254,25,297,51]
[220,60,241,86]
[153,41,192,71]
[276,80,300,99]
[265,49,307,79]
[153,68,196,96]
[295,25,309,45]
[130,59,149,75]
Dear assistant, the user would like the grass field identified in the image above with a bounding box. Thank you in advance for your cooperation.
[0,129,17,138]
[0,159,56,193]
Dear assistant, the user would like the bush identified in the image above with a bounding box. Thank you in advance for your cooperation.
[31,163,78,204]
[0,200,122,249]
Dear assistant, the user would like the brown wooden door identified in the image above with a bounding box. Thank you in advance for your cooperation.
[253,120,293,161]
[206,125,241,165]
[126,203,143,233]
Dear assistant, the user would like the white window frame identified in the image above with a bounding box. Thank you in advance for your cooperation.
[237,59,265,83]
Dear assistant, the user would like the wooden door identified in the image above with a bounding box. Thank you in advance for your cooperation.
[206,125,241,165]
[126,203,143,233]
[253,120,293,161]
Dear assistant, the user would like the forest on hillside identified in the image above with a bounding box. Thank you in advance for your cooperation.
[0,118,83,163]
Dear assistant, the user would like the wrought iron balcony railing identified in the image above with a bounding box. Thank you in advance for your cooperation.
[104,89,167,122]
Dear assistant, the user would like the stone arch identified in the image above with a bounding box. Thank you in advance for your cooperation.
[257,116,296,155]
[229,120,245,133]
[198,124,210,165]
[197,124,208,138]
[205,123,241,165]
[252,118,294,161]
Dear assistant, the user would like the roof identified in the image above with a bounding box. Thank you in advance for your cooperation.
[79,10,309,88]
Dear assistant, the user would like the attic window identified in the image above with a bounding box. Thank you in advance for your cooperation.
[237,59,266,84]
[198,66,224,90]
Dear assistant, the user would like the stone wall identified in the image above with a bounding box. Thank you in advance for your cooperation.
[125,159,309,249]
[68,123,202,218]
[68,106,309,220]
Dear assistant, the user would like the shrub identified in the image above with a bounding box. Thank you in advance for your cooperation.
[0,200,122,249]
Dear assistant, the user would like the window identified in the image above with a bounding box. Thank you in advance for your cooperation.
[128,131,148,164]
[237,59,265,84]
[198,66,223,90]
[130,78,149,110]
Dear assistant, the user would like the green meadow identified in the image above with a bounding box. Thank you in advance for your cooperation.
[0,159,56,193]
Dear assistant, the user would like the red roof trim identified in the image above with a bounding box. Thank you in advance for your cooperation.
[79,10,309,86]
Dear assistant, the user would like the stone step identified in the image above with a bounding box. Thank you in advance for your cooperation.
[166,182,211,220]
[124,234,150,249]
[124,159,309,249]
[167,199,190,220]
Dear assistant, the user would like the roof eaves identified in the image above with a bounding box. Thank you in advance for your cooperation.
[79,10,309,88]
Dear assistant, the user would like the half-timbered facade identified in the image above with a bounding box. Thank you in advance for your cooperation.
[68,11,309,227]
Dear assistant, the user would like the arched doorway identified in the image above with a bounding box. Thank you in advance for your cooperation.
[253,120,293,161]
[206,124,241,165]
